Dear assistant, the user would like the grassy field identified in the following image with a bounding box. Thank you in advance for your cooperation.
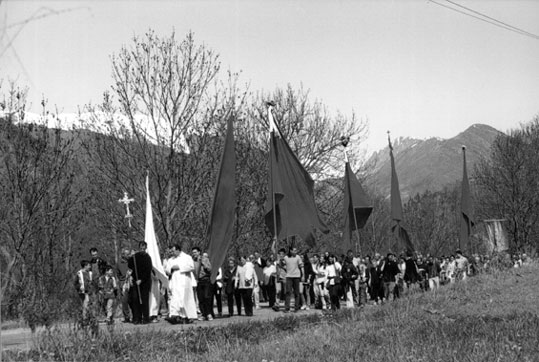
[3,262,539,362]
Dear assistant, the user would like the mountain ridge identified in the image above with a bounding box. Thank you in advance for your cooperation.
[366,123,502,199]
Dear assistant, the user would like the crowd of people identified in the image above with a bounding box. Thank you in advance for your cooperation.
[75,243,531,326]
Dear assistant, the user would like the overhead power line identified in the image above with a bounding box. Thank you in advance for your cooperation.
[429,0,539,41]
[443,0,539,39]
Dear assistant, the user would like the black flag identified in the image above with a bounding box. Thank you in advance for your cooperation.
[460,146,474,251]
[343,161,373,252]
[207,117,236,283]
[264,105,329,247]
[389,133,414,252]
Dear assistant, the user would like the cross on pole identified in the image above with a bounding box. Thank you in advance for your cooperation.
[119,192,135,228]
[118,191,142,304]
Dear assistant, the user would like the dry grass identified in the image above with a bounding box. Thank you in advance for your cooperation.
[3,262,539,362]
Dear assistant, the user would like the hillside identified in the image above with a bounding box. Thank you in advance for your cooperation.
[366,123,502,199]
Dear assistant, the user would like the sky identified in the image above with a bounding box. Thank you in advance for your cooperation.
[1,0,539,152]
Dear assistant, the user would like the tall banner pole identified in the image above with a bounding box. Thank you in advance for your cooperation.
[352,205,361,254]
[119,192,142,305]
[0,259,3,362]
[267,102,279,258]
[272,191,278,256]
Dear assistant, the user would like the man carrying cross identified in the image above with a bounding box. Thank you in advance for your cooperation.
[118,192,153,324]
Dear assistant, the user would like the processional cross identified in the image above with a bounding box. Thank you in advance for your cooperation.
[119,192,135,227]
[118,191,142,304]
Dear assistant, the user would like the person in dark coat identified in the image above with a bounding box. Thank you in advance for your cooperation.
[341,251,359,306]
[223,257,241,317]
[128,241,153,324]
[89,247,108,288]
[404,251,421,292]
[381,253,400,302]
[368,255,383,304]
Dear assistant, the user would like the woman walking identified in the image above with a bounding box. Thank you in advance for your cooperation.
[326,254,342,311]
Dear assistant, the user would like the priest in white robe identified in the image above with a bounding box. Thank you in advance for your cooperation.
[165,244,198,324]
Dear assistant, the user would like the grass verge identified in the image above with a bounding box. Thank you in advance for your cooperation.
[3,263,539,362]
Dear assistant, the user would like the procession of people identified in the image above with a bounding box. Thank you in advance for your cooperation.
[76,242,527,326]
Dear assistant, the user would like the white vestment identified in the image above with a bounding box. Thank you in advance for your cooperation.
[149,273,160,317]
[165,252,197,319]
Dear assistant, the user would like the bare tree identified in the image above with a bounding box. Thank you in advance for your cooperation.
[474,118,539,253]
[0,81,84,322]
[404,187,461,256]
[85,30,247,250]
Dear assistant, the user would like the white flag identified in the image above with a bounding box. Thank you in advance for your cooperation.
[267,104,279,133]
[145,175,168,288]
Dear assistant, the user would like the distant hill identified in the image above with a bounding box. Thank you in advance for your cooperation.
[366,124,502,199]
